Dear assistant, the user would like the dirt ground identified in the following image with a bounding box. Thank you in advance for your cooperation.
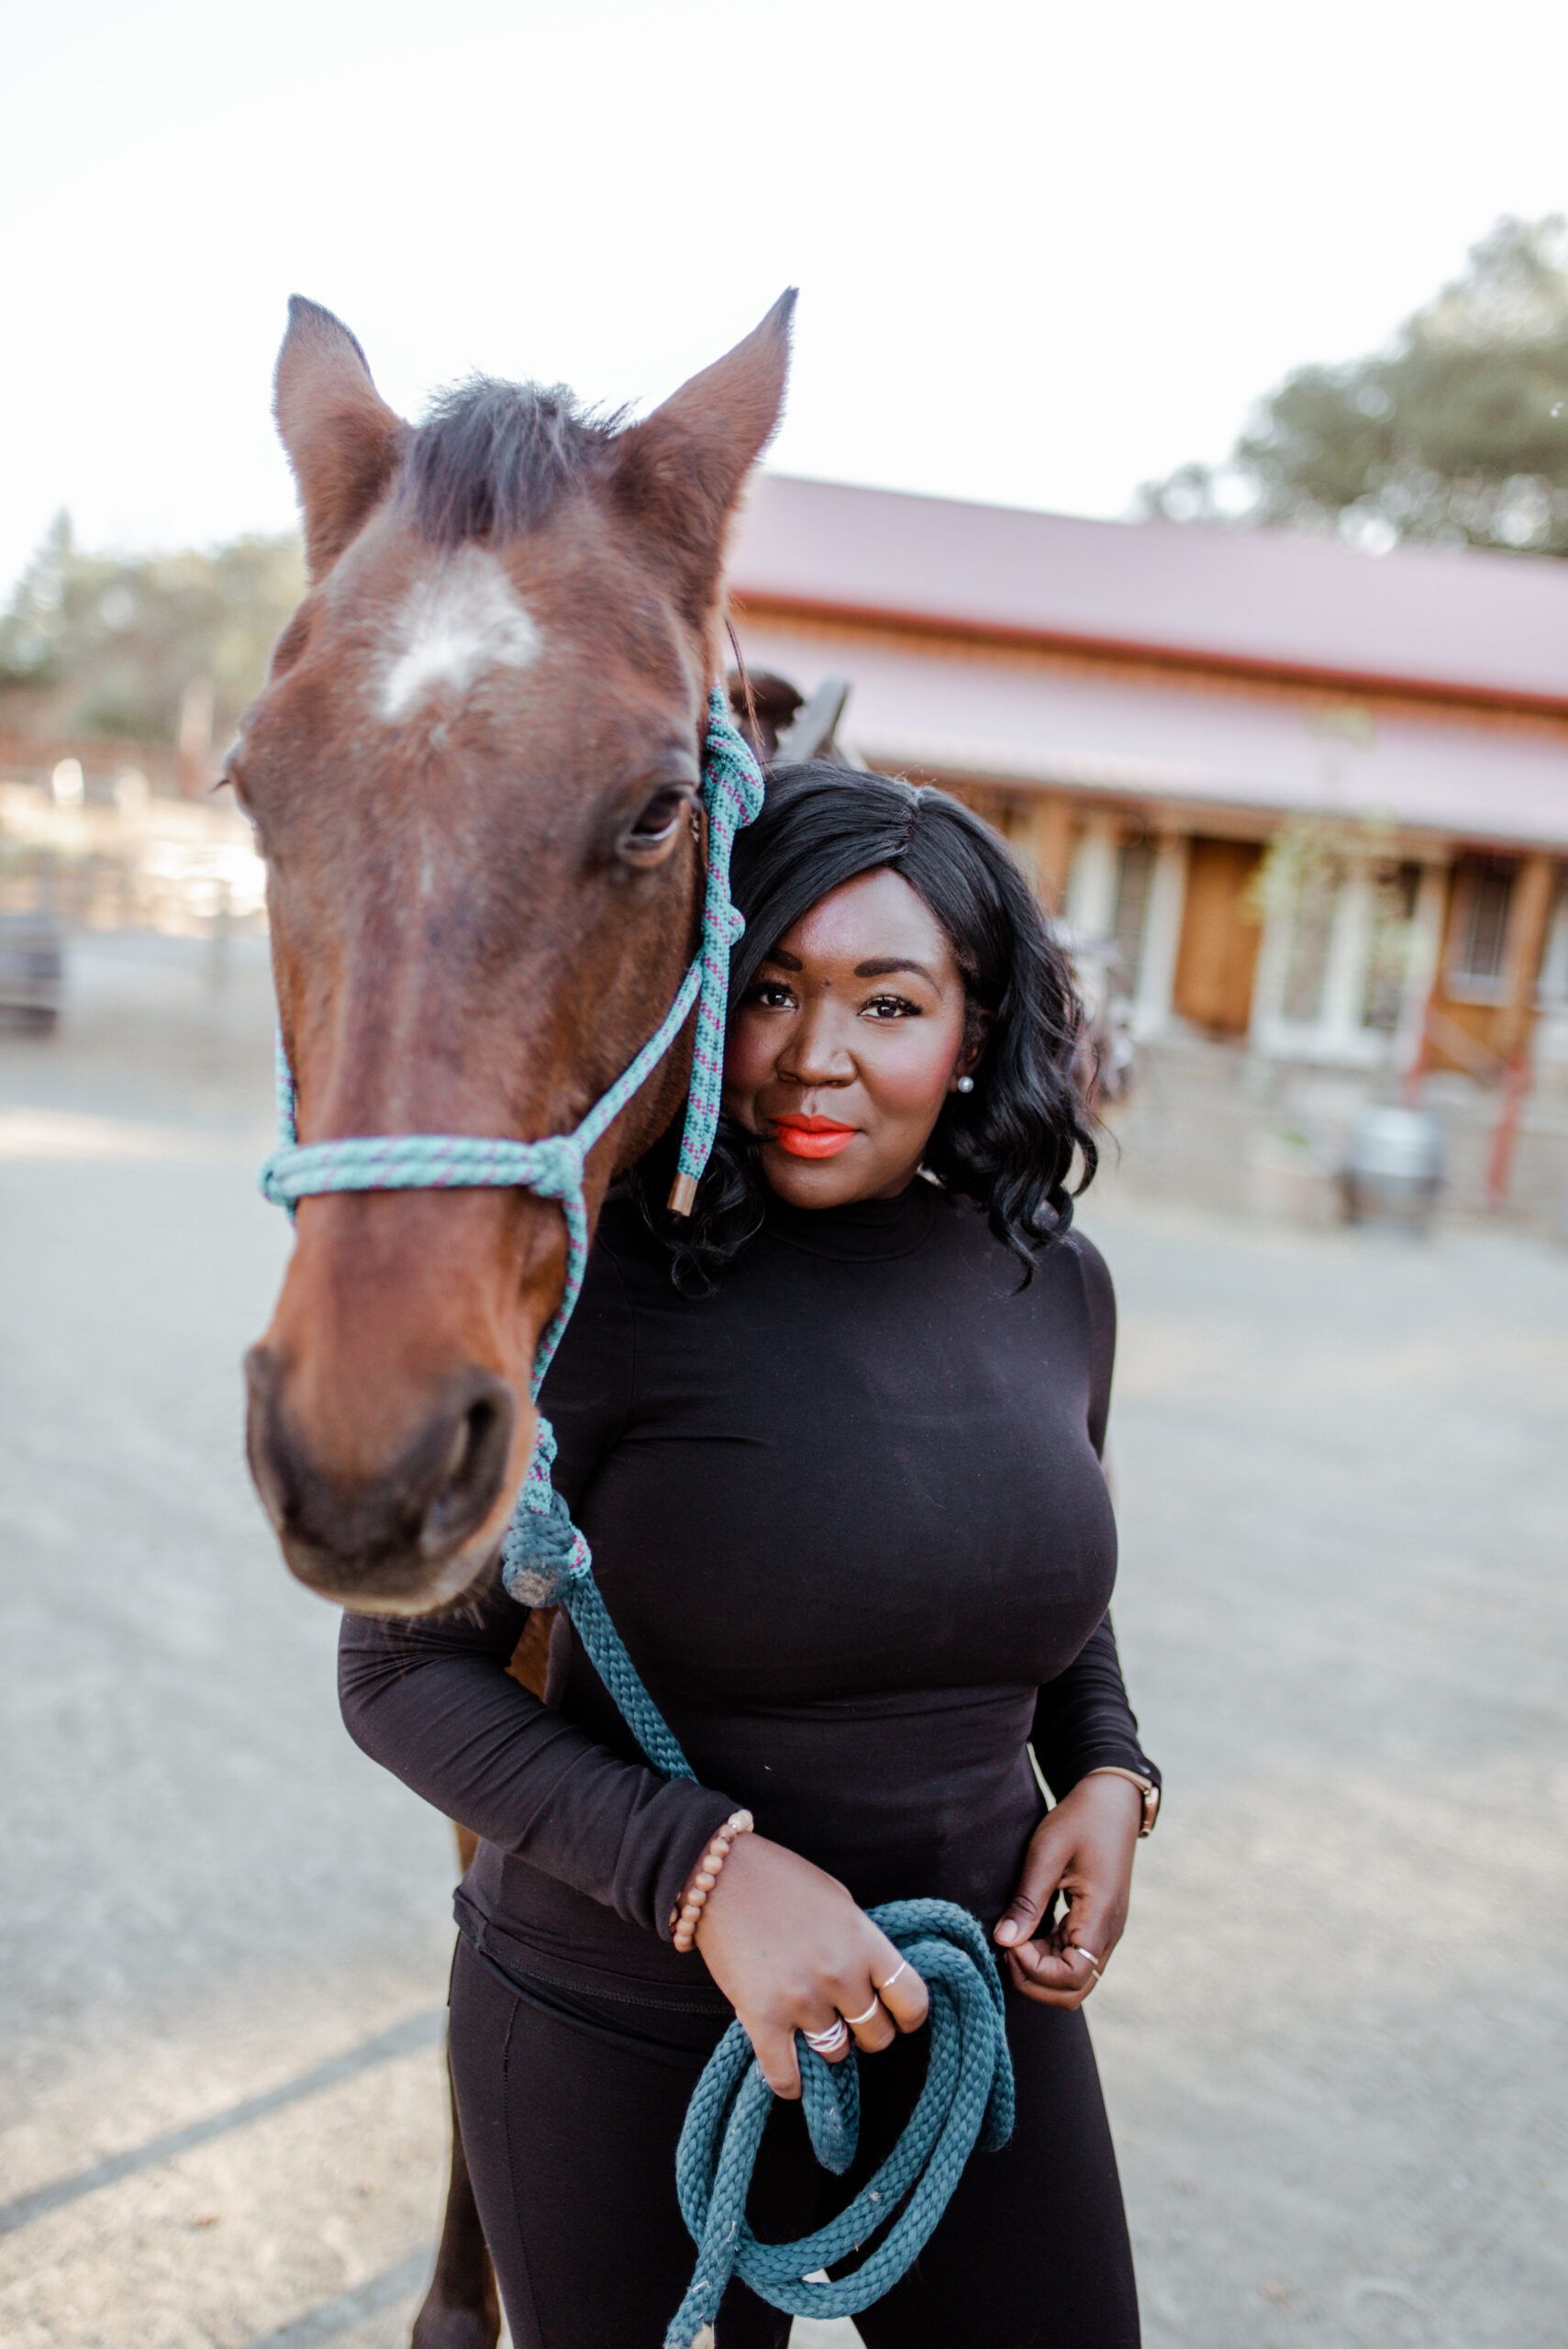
[3,930,1565,2349]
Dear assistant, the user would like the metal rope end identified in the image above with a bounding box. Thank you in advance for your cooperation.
[667,1171,699,1218]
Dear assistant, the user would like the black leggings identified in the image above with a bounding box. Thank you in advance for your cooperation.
[449,1934,1140,2349]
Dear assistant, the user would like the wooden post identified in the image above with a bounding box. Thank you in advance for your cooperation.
[1484,852,1555,1209]
[1495,854,1555,1065]
[1397,860,1449,1097]
[1484,1061,1531,1210]
[1012,796,1073,915]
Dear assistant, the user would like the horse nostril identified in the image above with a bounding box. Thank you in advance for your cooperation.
[244,1352,518,1599]
[418,1385,515,1559]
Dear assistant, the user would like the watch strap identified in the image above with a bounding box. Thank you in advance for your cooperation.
[1083,1765,1160,1836]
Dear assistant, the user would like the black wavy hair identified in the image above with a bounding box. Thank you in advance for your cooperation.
[630,762,1097,1293]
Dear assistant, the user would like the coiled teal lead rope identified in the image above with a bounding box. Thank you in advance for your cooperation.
[666,1900,1012,2347]
[259,685,1014,2347]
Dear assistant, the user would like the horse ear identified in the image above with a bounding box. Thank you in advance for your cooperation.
[613,290,795,628]
[273,297,407,579]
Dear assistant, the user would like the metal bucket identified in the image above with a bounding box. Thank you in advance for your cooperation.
[1341,1106,1444,1229]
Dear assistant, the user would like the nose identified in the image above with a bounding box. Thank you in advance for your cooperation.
[245,1346,518,1610]
[779,996,855,1088]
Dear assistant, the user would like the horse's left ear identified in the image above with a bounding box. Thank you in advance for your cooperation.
[612,290,795,628]
[274,297,408,579]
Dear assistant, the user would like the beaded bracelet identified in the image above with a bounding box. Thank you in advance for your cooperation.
[671,1809,754,1952]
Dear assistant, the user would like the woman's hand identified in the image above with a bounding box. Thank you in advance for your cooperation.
[693,1833,929,2098]
[993,1774,1142,2008]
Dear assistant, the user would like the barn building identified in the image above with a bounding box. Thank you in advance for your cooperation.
[728,477,1568,1117]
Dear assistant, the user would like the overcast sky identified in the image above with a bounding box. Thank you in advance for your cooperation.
[6,0,1568,592]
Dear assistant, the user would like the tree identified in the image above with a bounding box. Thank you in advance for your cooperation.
[1141,217,1568,556]
[0,518,304,744]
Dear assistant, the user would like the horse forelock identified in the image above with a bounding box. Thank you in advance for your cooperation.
[400,377,628,547]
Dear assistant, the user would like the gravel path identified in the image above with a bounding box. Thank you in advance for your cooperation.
[3,932,1563,2347]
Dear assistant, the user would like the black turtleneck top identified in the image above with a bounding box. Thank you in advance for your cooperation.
[339,1181,1157,2006]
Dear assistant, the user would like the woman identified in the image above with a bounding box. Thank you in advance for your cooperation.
[339,763,1160,2349]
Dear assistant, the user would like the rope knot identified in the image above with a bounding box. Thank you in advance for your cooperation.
[501,1473,588,1608]
[521,1133,585,1201]
[257,1149,295,1210]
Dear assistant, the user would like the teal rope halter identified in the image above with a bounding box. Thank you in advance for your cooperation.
[259,685,1013,2347]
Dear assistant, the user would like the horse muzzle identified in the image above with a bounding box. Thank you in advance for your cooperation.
[244,1343,524,1613]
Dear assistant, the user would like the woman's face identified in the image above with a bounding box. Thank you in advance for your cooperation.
[723,867,984,1208]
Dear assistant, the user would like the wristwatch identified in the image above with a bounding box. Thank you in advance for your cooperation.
[1084,1765,1161,1837]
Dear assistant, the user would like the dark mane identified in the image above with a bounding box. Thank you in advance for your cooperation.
[401,376,625,545]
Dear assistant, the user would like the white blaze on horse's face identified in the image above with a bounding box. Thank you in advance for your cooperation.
[376,544,541,724]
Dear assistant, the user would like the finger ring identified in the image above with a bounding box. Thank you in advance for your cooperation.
[803,2021,850,2054]
[1072,1947,1102,1980]
[876,1960,907,1993]
[843,1998,881,2029]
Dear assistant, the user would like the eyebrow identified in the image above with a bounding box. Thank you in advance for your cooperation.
[759,949,940,984]
[853,957,939,983]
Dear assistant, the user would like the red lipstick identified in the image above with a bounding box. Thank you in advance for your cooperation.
[769,1115,858,1160]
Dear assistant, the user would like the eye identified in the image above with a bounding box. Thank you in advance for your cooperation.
[621,785,695,868]
[221,763,257,823]
[744,980,798,1011]
[862,993,922,1020]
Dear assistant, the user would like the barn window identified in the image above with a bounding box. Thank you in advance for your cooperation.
[1447,855,1518,1001]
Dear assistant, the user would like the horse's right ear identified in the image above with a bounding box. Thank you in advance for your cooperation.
[273,297,407,579]
[612,291,795,631]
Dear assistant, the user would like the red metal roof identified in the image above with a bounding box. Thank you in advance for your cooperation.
[728,475,1568,711]
[734,613,1568,852]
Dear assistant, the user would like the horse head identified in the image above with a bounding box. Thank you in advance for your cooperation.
[239,293,792,1615]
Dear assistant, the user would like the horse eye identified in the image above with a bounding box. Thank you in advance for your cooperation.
[622,786,693,864]
[629,788,689,841]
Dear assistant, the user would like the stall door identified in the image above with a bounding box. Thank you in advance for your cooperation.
[1172,837,1263,1035]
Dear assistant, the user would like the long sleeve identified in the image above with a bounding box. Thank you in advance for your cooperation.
[1073,1226,1117,1464]
[1029,1230,1161,1798]
[1029,1613,1160,1798]
[337,1234,736,1938]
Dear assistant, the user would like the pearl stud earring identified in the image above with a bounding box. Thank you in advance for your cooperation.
[954,1074,974,1094]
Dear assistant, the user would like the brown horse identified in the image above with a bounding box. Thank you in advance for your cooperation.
[237,292,793,2343]
[240,290,792,1612]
